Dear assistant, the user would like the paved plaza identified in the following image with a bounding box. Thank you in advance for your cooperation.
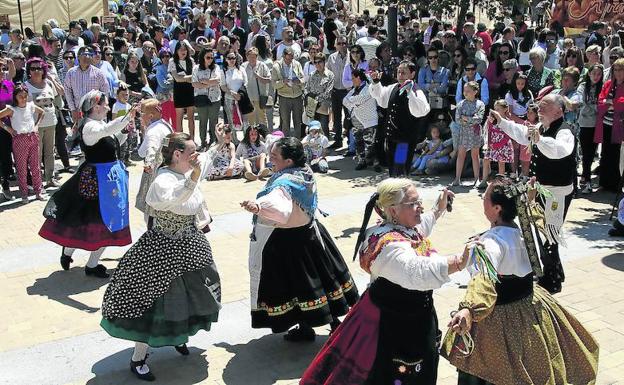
[1,150,624,385]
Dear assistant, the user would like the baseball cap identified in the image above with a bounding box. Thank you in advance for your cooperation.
[307,120,322,132]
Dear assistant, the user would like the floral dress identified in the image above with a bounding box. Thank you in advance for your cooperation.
[484,121,514,163]
[207,143,244,178]
[455,99,486,148]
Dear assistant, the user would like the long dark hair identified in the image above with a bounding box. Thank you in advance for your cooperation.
[582,63,604,102]
[241,124,264,147]
[451,46,468,78]
[519,28,535,52]
[254,35,271,60]
[349,44,366,66]
[173,40,193,69]
[123,52,146,86]
[510,72,531,104]
[198,47,216,71]
[488,177,518,223]
[273,137,306,167]
[495,42,515,76]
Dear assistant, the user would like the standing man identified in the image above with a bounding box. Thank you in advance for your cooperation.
[323,8,340,55]
[273,47,304,137]
[327,35,349,148]
[64,46,110,125]
[222,13,247,56]
[272,8,288,45]
[370,61,431,176]
[490,94,576,294]
[274,27,302,60]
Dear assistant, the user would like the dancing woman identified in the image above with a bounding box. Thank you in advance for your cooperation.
[441,177,599,384]
[300,178,469,385]
[241,137,359,342]
[39,90,135,278]
[101,132,221,381]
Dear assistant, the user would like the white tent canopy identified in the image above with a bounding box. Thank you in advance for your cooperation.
[0,0,106,31]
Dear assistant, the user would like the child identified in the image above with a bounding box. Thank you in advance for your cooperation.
[505,72,533,121]
[206,124,244,180]
[236,125,270,181]
[411,124,443,175]
[301,120,330,173]
[112,85,135,167]
[0,85,46,202]
[478,99,515,189]
[264,130,284,169]
[519,103,539,177]
[453,81,485,186]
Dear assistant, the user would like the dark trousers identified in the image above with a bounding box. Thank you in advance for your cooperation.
[536,192,573,294]
[457,370,494,385]
[0,128,12,190]
[599,124,622,191]
[54,118,70,168]
[386,138,416,177]
[331,88,349,142]
[579,126,598,182]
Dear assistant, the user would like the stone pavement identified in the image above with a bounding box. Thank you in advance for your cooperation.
[1,150,624,384]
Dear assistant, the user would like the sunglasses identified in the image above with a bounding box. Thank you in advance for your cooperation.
[30,67,43,71]
[504,68,514,71]
[336,42,346,45]
[465,67,476,71]
[226,56,236,60]
[567,54,577,58]
[313,60,323,64]
[63,56,75,60]
[454,54,463,58]
[427,55,438,59]
[499,51,510,55]
[205,56,214,59]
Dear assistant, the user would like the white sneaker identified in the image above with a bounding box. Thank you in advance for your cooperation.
[244,171,258,181]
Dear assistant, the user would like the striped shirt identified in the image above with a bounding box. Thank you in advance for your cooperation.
[63,65,109,111]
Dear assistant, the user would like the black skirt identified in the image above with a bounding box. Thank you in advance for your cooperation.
[250,220,359,333]
[173,81,195,108]
[39,162,131,250]
[599,124,622,191]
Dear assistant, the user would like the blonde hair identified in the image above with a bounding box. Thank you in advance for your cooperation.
[376,178,414,219]
[140,98,161,116]
[493,99,509,110]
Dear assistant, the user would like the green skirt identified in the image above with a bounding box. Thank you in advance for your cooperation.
[101,267,221,347]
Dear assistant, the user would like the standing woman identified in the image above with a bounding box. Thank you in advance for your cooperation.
[242,47,271,130]
[448,47,468,107]
[526,47,557,97]
[517,27,535,72]
[192,47,222,150]
[101,132,221,382]
[154,48,176,131]
[39,90,135,278]
[342,44,368,89]
[303,52,334,137]
[241,137,359,342]
[577,64,603,194]
[0,73,14,200]
[23,58,61,188]
[595,58,624,192]
[301,179,466,385]
[221,51,248,140]
[169,41,196,141]
[121,52,148,164]
[485,42,514,100]
[253,35,275,132]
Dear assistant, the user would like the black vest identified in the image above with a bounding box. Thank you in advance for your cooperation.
[385,83,427,142]
[530,117,576,186]
[81,136,120,164]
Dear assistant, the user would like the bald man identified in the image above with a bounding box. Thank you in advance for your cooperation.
[489,94,576,294]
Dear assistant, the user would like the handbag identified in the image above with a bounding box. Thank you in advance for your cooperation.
[305,95,318,119]
[428,92,446,109]
[195,94,212,107]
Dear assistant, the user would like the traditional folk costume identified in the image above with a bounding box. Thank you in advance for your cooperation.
[248,166,358,333]
[441,182,599,385]
[101,149,220,379]
[370,79,430,177]
[135,118,173,225]
[498,116,575,293]
[39,99,132,277]
[301,196,450,385]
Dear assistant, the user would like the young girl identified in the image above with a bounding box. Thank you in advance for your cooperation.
[519,103,539,177]
[479,99,515,189]
[206,124,244,180]
[236,125,269,181]
[453,81,485,186]
[411,124,443,175]
[301,120,330,173]
[504,72,533,121]
[0,85,46,202]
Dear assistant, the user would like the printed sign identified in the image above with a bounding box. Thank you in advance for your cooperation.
[552,0,624,29]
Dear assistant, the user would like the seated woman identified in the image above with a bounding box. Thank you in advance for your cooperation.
[301,178,469,385]
[205,124,244,180]
[236,124,270,181]
[441,177,599,385]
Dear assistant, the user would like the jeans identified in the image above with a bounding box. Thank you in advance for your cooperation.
[412,154,436,171]
[38,125,56,182]
[197,102,220,146]
[279,95,304,137]
[54,118,70,168]
[314,112,330,138]
[330,88,349,141]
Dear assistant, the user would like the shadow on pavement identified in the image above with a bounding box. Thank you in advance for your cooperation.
[86,346,208,385]
[26,267,113,313]
[216,333,329,384]
[567,204,624,251]
[602,253,624,272]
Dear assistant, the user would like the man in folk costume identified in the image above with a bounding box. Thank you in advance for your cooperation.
[369,60,431,176]
[489,94,576,293]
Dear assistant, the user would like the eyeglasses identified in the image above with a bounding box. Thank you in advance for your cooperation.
[205,56,214,59]
[396,199,424,208]
[454,54,463,58]
[503,68,514,71]
[499,51,510,55]
[313,60,323,64]
[465,67,476,71]
[427,55,438,60]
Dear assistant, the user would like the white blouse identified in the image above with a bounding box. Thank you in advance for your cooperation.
[221,67,248,99]
[469,226,533,278]
[146,152,213,219]
[255,187,311,228]
[364,212,451,291]
[82,116,129,146]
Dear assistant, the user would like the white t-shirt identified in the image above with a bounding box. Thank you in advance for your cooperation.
[112,101,131,119]
[301,133,329,159]
[8,102,37,134]
[24,80,58,127]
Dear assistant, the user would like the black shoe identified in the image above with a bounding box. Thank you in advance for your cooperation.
[60,254,73,271]
[174,344,190,355]
[328,141,343,149]
[329,320,341,336]
[85,264,110,278]
[374,164,382,172]
[609,227,624,237]
[130,356,156,382]
[283,325,316,342]
[355,163,367,170]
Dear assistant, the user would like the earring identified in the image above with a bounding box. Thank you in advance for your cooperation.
[392,217,398,225]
